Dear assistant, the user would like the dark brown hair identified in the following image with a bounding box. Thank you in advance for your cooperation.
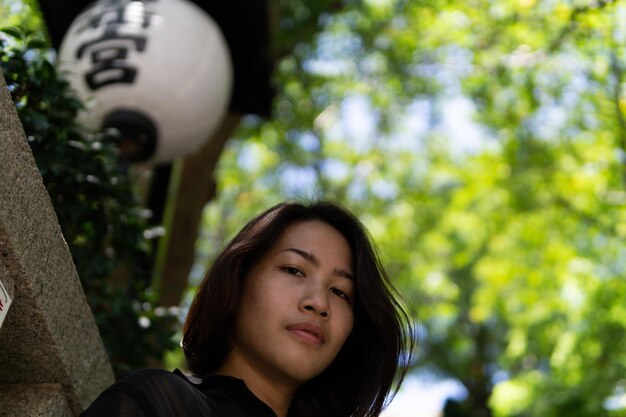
[182,201,415,417]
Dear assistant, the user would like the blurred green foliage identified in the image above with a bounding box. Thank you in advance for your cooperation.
[194,1,626,416]
[3,0,626,415]
[0,0,44,34]
[0,23,177,376]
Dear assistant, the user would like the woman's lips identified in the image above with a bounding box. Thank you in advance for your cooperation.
[287,323,325,345]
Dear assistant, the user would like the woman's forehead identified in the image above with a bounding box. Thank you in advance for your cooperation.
[271,221,353,263]
[276,220,347,246]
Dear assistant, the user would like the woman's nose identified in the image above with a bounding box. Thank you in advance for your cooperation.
[304,304,328,318]
[301,286,330,318]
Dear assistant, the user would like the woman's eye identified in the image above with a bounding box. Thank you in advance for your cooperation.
[283,266,304,276]
[331,287,350,301]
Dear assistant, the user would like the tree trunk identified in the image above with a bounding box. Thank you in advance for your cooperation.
[154,113,241,307]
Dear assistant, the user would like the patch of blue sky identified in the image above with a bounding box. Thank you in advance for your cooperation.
[371,179,398,200]
[303,29,363,77]
[491,369,510,386]
[553,105,597,141]
[604,394,626,412]
[304,58,355,77]
[408,61,441,81]
[407,46,495,158]
[386,99,431,153]
[616,4,626,42]
[564,71,589,98]
[339,94,380,154]
[236,142,262,172]
[528,103,568,141]
[613,247,626,276]
[436,95,496,157]
[322,82,493,163]
[604,382,626,411]
[438,46,474,90]
[239,114,263,130]
[323,120,344,142]
[279,165,318,197]
[347,179,368,202]
[344,159,399,202]
[360,51,388,76]
[188,262,207,286]
[521,51,600,142]
[296,131,320,152]
[386,131,420,154]
[591,242,625,281]
[374,33,393,51]
[381,372,467,417]
[560,280,585,311]
[536,52,585,91]
[410,45,473,93]
[556,60,600,133]
[321,158,350,182]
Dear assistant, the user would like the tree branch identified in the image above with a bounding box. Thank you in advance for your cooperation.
[548,0,618,53]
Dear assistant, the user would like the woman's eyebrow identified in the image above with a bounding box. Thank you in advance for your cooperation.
[282,247,320,266]
[334,268,354,281]
[281,247,354,280]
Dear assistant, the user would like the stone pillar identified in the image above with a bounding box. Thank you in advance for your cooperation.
[0,72,114,416]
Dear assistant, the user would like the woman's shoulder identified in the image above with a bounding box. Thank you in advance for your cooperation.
[114,368,204,398]
[81,368,212,417]
[115,368,187,386]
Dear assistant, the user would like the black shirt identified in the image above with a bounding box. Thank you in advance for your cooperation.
[80,369,278,417]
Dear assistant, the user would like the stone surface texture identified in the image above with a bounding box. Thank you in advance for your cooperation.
[0,72,114,415]
[0,384,73,417]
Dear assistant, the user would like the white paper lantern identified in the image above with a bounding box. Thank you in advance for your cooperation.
[57,0,233,164]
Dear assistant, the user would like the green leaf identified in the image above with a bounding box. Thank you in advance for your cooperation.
[0,26,24,40]
[26,37,48,50]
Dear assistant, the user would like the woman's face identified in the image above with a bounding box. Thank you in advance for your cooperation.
[228,220,355,388]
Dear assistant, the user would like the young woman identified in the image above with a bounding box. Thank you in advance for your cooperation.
[81,201,415,417]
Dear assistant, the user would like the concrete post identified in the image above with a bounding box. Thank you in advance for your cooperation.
[0,72,114,416]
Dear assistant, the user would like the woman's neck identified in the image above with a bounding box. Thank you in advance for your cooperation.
[216,355,299,417]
